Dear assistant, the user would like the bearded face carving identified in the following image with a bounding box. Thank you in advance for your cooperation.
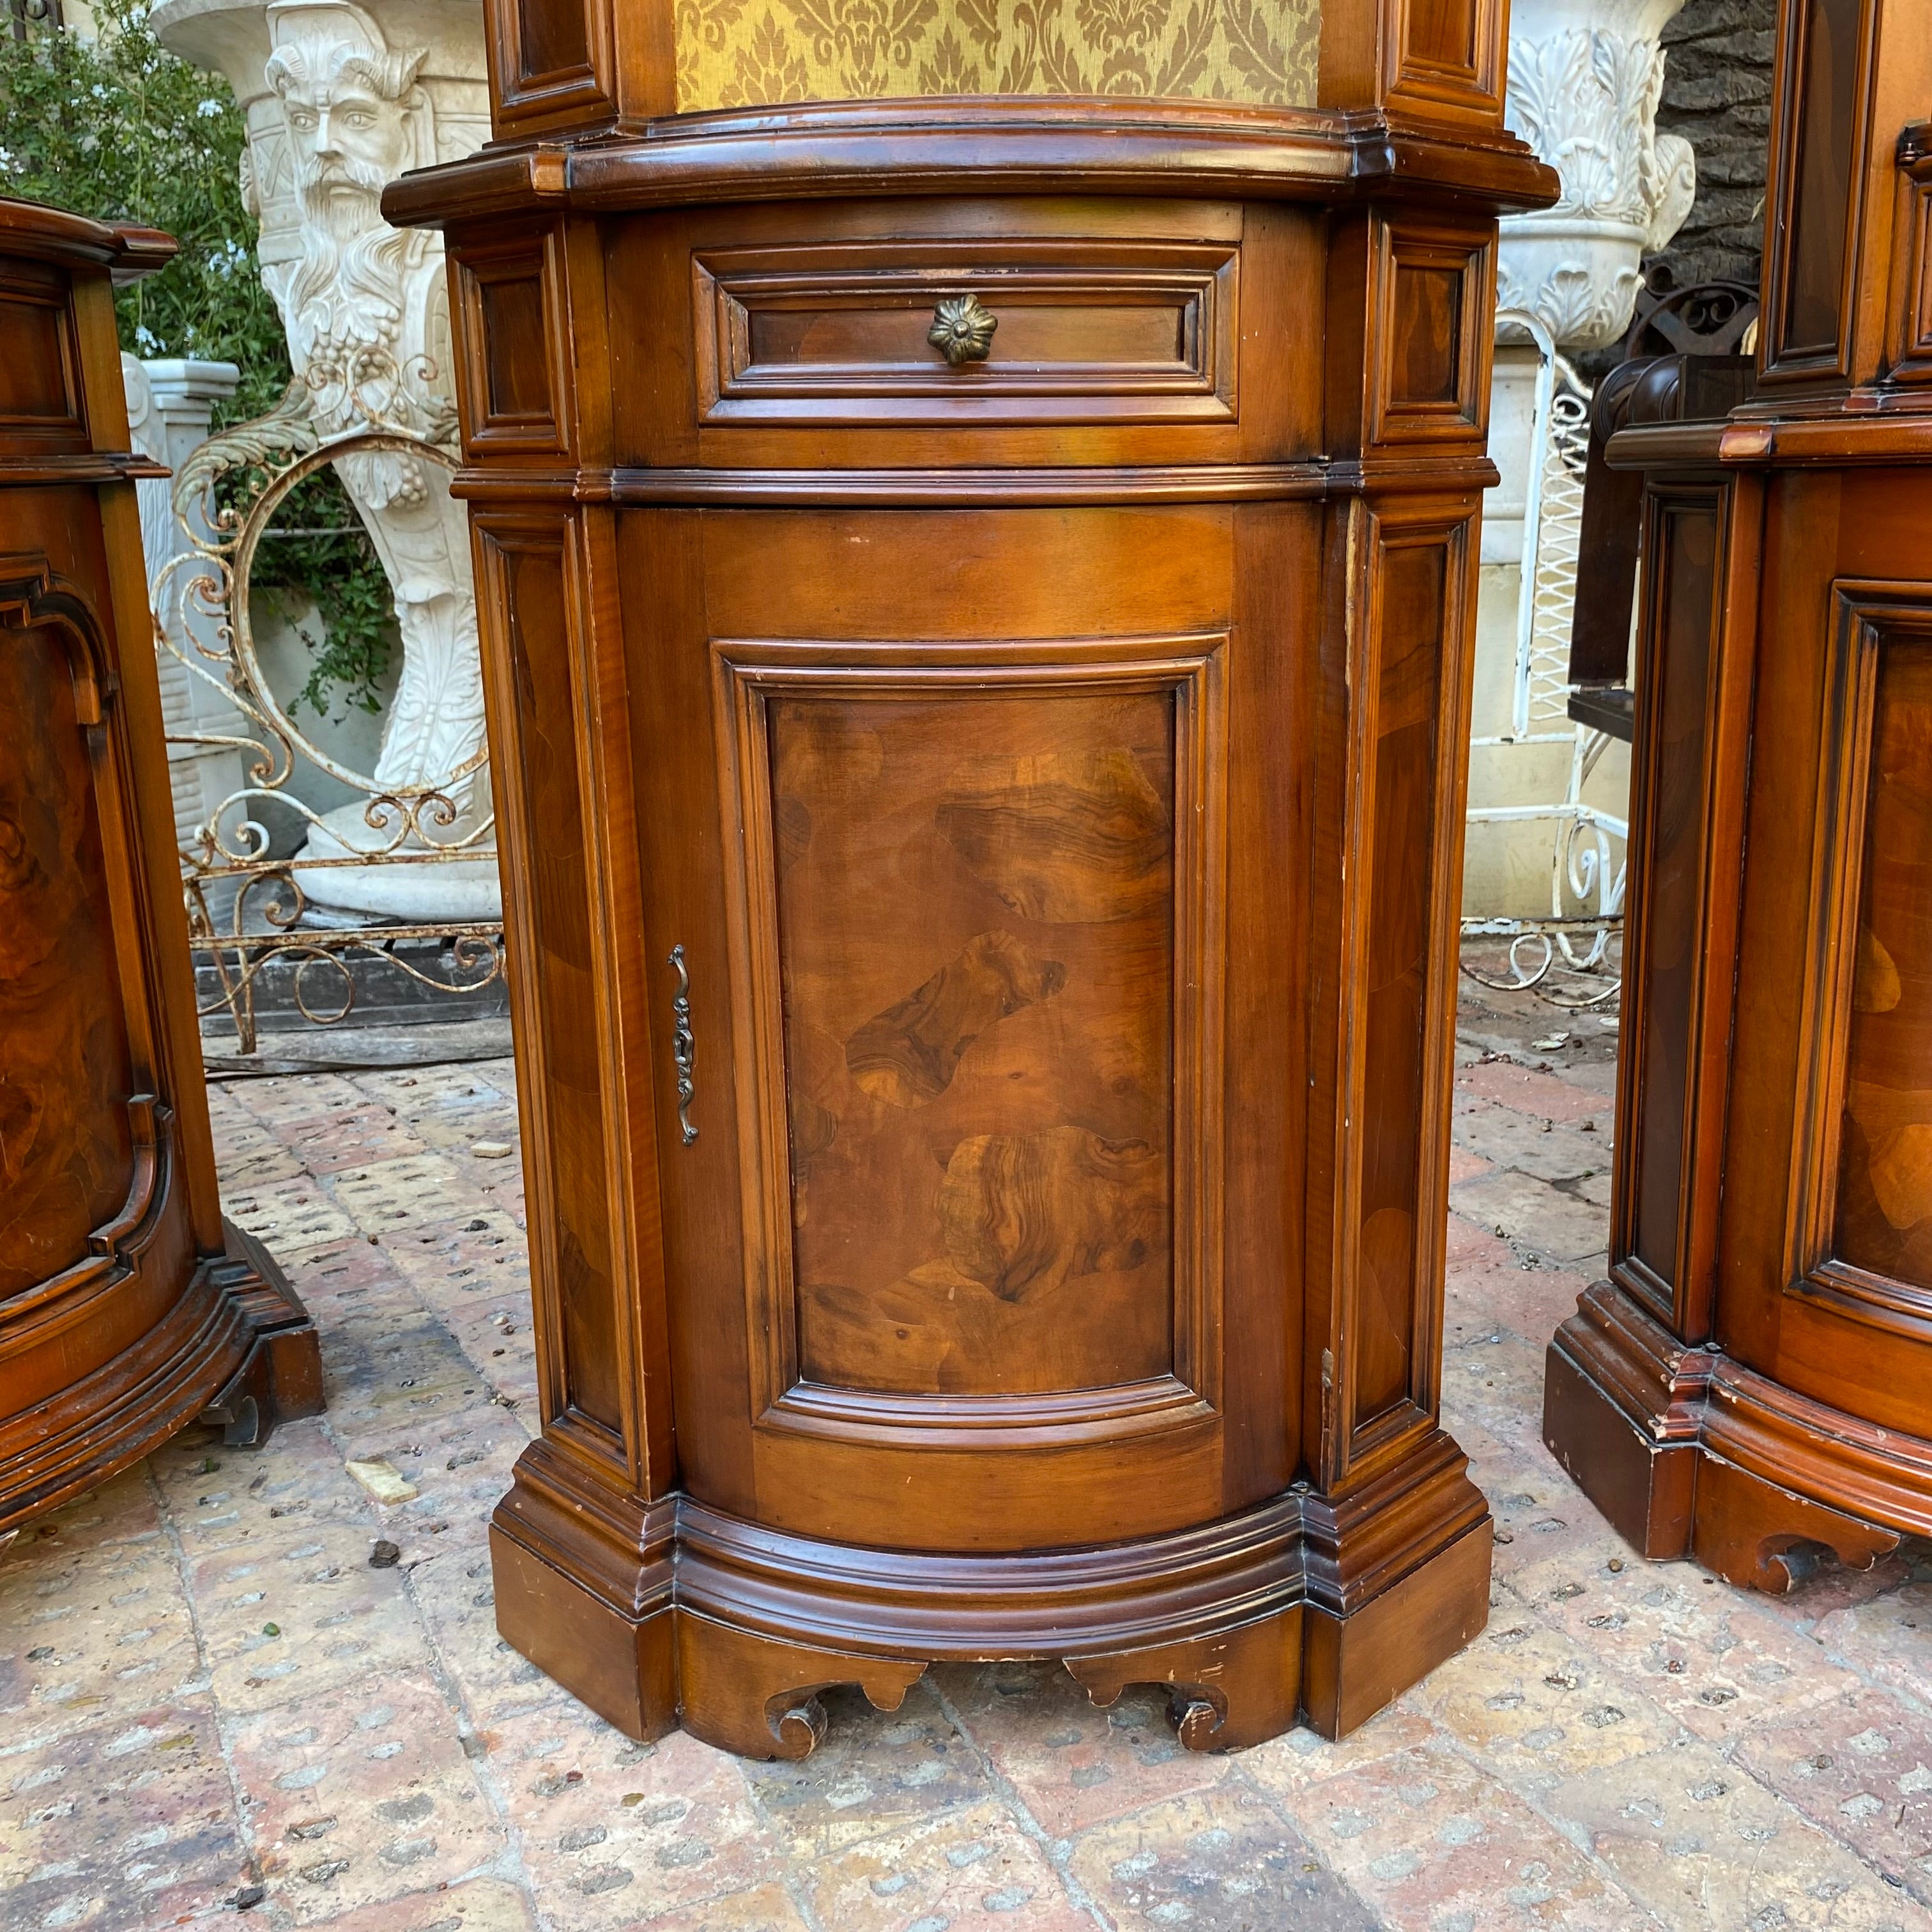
[264,4,430,383]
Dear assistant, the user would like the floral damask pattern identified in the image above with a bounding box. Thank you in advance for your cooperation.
[673,0,1320,111]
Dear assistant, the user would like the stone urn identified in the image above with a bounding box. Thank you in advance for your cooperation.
[1498,0,1696,351]
[151,0,498,921]
[1484,0,1695,565]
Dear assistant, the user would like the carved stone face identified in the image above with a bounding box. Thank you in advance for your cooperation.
[266,7,424,229]
[283,73,410,215]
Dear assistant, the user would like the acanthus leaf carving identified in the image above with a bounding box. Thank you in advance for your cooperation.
[1498,2,1695,351]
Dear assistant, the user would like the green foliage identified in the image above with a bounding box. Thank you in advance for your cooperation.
[0,0,395,720]
[270,519,400,720]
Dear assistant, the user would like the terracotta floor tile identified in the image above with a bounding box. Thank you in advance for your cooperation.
[1814,1584,1932,1706]
[1406,1616,1678,1781]
[940,1659,1230,1841]
[6,1005,1920,1929]
[408,1099,523,1156]
[210,1112,310,1188]
[1505,1546,1859,1743]
[189,1522,433,1716]
[1443,1258,1591,1355]
[327,1153,473,1239]
[744,1676,997,1859]
[352,1064,515,1112]
[1444,1211,1516,1269]
[1292,1742,1637,1929]
[293,1875,540,1932]
[0,1473,202,1745]
[1439,1333,1554,1441]
[802,1797,1087,1931]
[1450,1170,1607,1266]
[229,1668,499,1924]
[221,1176,360,1257]
[227,1071,372,1130]
[0,1699,249,1928]
[1765,1547,1922,1632]
[406,1547,581,1730]
[1455,1062,1607,1123]
[282,1234,418,1310]
[1239,1705,1439,1802]
[482,1702,785,1924]
[631,1881,812,1930]
[282,1103,432,1176]
[1547,1742,1932,1931]
[148,1416,369,1558]
[1070,1781,1377,1929]
[1736,1683,1932,1902]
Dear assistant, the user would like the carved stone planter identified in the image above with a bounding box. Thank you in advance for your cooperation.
[151,0,497,921]
[1499,0,1696,353]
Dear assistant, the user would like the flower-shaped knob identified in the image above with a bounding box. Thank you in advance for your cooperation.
[928,293,997,367]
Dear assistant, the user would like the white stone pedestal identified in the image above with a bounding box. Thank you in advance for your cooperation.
[125,355,250,857]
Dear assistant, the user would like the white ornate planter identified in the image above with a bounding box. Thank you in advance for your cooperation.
[1498,0,1696,353]
[151,0,496,921]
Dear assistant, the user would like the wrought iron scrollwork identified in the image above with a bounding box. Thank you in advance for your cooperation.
[156,351,503,1053]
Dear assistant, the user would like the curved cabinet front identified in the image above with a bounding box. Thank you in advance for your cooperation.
[0,200,322,1537]
[405,93,1554,1756]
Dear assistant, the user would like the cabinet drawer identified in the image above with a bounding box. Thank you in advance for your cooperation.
[691,240,1239,429]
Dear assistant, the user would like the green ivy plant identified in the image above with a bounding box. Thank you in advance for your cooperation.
[0,0,397,721]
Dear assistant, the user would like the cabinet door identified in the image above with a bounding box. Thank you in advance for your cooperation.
[622,503,1304,1553]
[1719,470,1932,1437]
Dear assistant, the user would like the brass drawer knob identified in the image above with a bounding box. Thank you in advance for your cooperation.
[928,293,997,366]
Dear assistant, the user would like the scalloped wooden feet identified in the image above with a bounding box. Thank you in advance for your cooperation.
[1545,1298,1910,1595]
[487,1468,1492,1758]
[676,1615,927,1759]
[1691,1455,1901,1593]
[1066,1606,1303,1752]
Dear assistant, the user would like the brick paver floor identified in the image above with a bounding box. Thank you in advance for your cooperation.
[6,967,1932,1931]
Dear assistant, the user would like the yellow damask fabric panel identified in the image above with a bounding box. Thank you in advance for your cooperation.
[673,0,1321,112]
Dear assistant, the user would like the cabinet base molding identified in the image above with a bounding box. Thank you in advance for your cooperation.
[0,1220,323,1536]
[1545,1281,1919,1592]
[487,1441,1492,1757]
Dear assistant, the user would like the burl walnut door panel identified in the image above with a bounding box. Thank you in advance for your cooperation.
[0,590,139,1304]
[618,503,1315,1551]
[1717,471,1932,1435]
[725,654,1218,1425]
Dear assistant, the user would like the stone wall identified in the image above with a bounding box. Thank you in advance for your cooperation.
[1647,0,1777,291]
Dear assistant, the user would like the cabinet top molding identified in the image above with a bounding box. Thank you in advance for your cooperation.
[0,199,176,284]
[384,96,1558,229]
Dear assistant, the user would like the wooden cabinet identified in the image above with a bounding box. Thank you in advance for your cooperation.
[0,201,321,1539]
[1544,0,1932,1588]
[388,0,1554,1754]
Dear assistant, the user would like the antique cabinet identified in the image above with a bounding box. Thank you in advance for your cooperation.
[387,0,1554,1752]
[1544,0,1932,1588]
[0,201,322,1539]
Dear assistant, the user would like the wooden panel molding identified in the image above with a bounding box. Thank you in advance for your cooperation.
[484,0,613,133]
[455,230,574,460]
[0,259,84,445]
[710,634,1227,1449]
[691,240,1240,431]
[1782,584,1932,1330]
[1368,220,1491,447]
[474,514,631,1469]
[1333,509,1472,1478]
[1888,123,1932,383]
